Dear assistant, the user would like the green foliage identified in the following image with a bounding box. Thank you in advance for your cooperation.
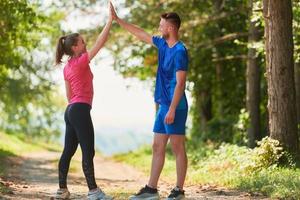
[293,1,300,63]
[233,108,249,145]
[186,138,215,165]
[192,137,289,174]
[0,0,65,139]
[243,137,284,173]
[236,167,300,199]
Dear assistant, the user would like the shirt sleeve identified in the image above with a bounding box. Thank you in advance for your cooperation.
[174,50,188,71]
[152,36,165,49]
[76,52,89,69]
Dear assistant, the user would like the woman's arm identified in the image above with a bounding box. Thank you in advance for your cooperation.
[65,80,72,103]
[88,3,113,61]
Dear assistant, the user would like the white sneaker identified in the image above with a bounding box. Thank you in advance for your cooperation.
[55,188,70,199]
[87,187,113,200]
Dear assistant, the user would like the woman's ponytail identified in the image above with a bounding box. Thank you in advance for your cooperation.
[56,36,66,65]
[55,33,80,65]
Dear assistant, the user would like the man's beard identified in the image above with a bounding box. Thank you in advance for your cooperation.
[162,33,170,39]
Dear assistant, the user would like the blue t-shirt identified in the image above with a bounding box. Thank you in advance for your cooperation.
[152,36,188,109]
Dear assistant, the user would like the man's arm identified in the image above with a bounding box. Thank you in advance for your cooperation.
[164,71,187,124]
[111,3,153,44]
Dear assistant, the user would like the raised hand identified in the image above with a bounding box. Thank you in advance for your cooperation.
[109,1,118,21]
[108,1,152,44]
[108,1,113,22]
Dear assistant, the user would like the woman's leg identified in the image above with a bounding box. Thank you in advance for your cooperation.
[58,106,79,188]
[68,103,97,190]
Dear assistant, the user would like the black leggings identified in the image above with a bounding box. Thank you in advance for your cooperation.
[58,103,97,190]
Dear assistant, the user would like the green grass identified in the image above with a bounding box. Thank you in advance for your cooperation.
[113,145,178,182]
[235,168,300,199]
[0,182,11,194]
[0,131,61,158]
[187,144,300,199]
[113,141,300,199]
[106,188,135,200]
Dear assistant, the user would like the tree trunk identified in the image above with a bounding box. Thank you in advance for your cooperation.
[213,0,224,127]
[263,0,299,156]
[246,0,261,148]
[295,62,300,131]
[193,88,213,135]
[200,89,213,128]
[213,47,224,118]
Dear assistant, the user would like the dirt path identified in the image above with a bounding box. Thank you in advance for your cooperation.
[0,151,269,200]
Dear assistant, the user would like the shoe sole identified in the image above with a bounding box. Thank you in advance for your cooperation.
[87,197,113,200]
[165,195,185,200]
[55,197,70,200]
[129,196,159,200]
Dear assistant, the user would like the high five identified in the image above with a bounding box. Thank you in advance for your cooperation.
[55,1,189,199]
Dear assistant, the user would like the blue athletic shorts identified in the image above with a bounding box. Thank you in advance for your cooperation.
[153,105,188,135]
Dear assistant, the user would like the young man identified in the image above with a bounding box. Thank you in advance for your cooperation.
[111,4,188,200]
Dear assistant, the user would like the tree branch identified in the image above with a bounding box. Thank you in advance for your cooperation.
[198,32,249,49]
[212,55,247,62]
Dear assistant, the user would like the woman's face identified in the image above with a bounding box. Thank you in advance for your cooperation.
[72,36,87,55]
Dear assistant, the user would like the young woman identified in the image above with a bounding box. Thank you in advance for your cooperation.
[55,3,113,200]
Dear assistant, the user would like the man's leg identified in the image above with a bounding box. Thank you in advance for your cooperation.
[169,135,187,189]
[147,133,169,188]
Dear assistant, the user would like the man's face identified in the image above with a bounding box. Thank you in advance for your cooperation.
[159,18,172,38]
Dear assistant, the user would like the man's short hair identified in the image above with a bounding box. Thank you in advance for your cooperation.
[161,12,181,30]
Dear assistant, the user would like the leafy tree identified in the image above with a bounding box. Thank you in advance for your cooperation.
[0,0,64,139]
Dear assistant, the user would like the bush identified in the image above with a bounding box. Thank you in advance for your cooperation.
[243,137,284,173]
